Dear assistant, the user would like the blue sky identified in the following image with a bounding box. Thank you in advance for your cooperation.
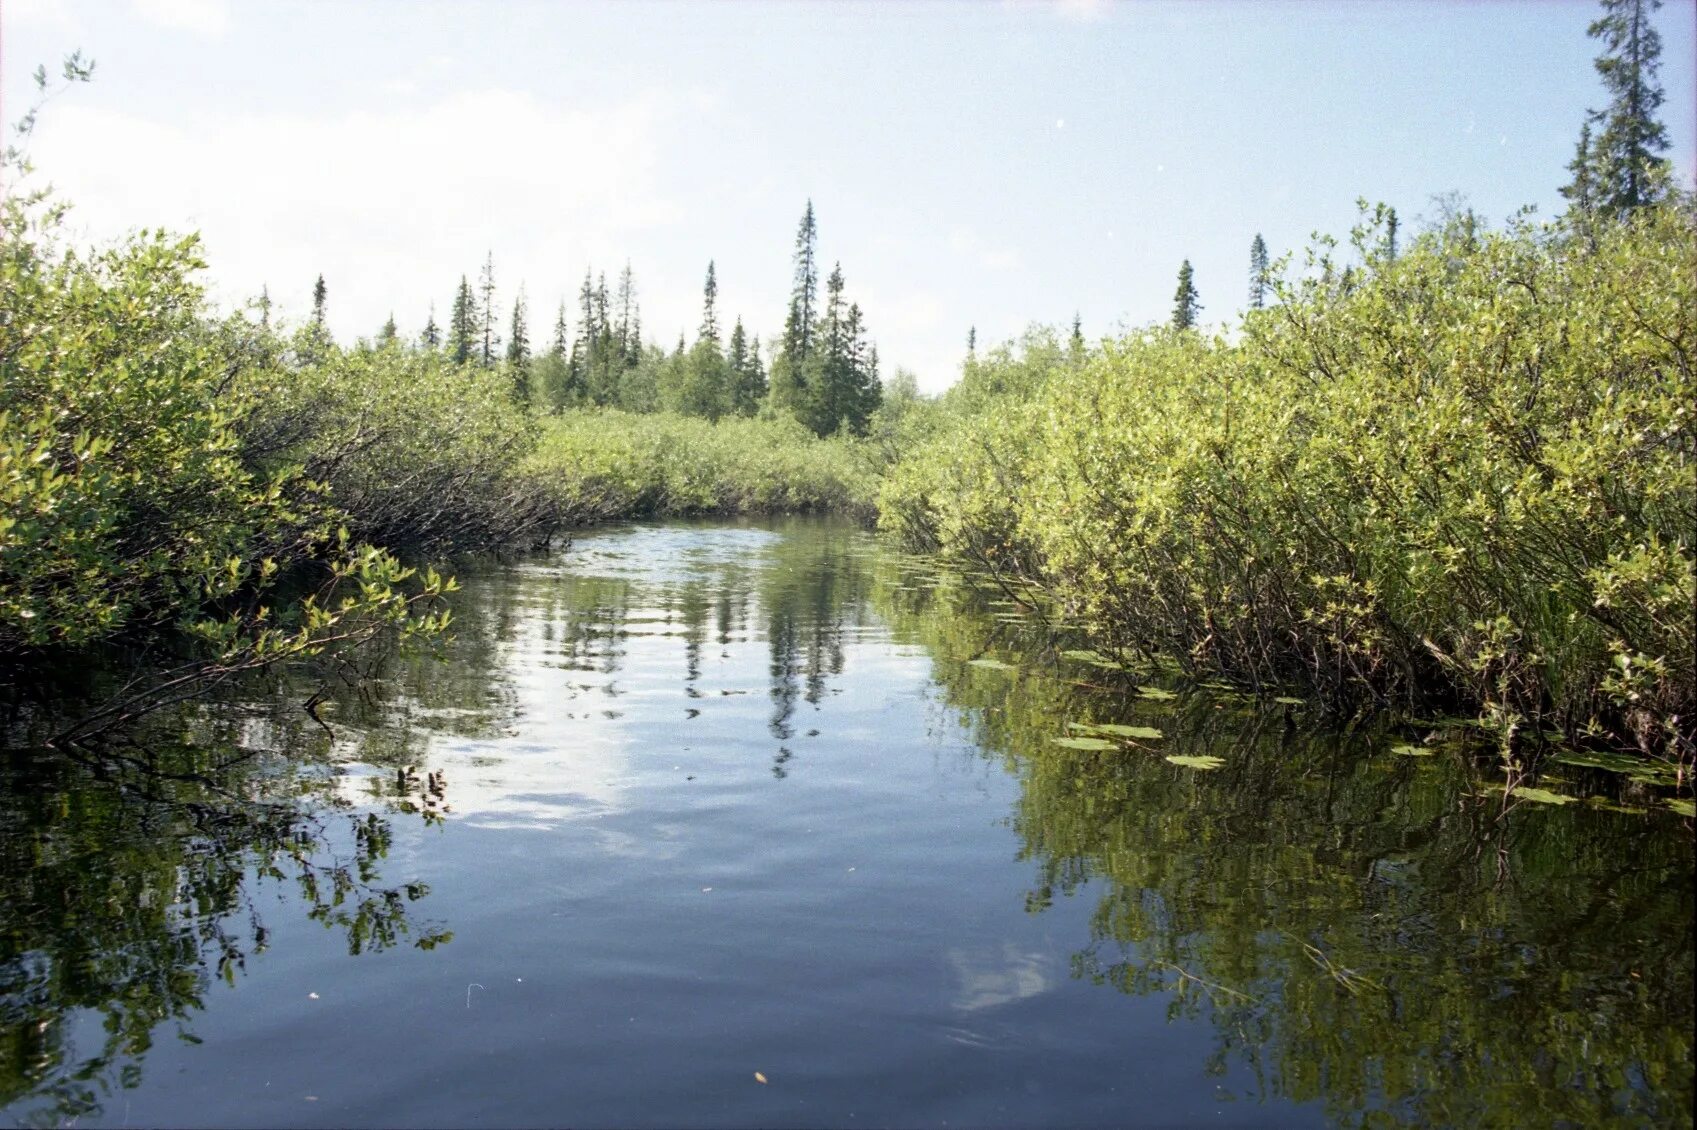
[4,0,1693,390]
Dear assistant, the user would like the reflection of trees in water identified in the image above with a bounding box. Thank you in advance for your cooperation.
[762,529,862,746]
[0,739,450,1126]
[526,521,873,774]
[870,563,1696,1128]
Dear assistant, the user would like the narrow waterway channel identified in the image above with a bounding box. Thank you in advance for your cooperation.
[3,518,1692,1127]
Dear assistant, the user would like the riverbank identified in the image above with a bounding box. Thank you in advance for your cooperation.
[878,201,1695,772]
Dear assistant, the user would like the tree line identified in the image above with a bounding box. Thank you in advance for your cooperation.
[302,202,882,438]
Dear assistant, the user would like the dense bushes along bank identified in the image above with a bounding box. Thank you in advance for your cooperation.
[880,200,1695,769]
[0,195,887,737]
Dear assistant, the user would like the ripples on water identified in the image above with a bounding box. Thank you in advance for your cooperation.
[2,518,1691,1127]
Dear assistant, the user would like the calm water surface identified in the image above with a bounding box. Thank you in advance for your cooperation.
[3,519,1692,1127]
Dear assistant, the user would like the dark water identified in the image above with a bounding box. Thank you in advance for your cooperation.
[2,519,1692,1128]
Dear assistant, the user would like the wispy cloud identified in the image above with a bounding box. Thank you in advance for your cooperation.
[34,87,692,335]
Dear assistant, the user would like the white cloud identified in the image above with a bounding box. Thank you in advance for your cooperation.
[33,87,692,337]
[132,0,230,37]
[949,945,1052,1011]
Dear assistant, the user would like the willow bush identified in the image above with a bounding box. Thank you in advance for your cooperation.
[881,201,1695,765]
[0,207,452,733]
[234,338,561,555]
[524,409,877,523]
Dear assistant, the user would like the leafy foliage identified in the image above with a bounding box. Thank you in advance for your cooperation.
[881,200,1696,767]
[524,409,877,522]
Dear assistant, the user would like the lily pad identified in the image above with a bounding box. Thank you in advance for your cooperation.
[1165,755,1226,771]
[968,658,1014,671]
[1052,736,1117,751]
[1508,786,1575,806]
[1085,723,1163,740]
[1391,744,1433,757]
[1552,750,1656,775]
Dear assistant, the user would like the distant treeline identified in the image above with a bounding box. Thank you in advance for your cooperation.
[305,199,883,438]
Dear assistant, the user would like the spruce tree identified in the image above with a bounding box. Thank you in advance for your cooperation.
[478,252,499,367]
[784,201,818,360]
[1248,235,1270,308]
[310,274,327,327]
[1569,0,1670,217]
[966,325,976,359]
[422,303,440,350]
[258,285,272,329]
[771,201,820,421]
[378,312,398,345]
[615,263,638,364]
[449,276,476,365]
[506,288,532,403]
[1069,313,1085,359]
[552,301,569,359]
[1172,260,1201,330]
[1561,123,1598,215]
[727,318,759,416]
[699,260,719,345]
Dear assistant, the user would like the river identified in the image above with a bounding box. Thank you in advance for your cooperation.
[2,518,1691,1127]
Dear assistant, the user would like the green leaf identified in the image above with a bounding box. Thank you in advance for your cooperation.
[1072,722,1163,740]
[968,657,1014,670]
[1508,786,1575,806]
[1166,755,1225,770]
[1391,744,1433,757]
[1051,736,1117,751]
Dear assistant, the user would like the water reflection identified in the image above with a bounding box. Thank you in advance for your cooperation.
[0,740,450,1126]
[871,561,1696,1128]
[1,518,1691,1127]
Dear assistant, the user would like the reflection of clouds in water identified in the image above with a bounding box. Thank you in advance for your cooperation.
[948,944,1052,1011]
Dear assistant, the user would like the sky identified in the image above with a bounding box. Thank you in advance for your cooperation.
[3,0,1693,392]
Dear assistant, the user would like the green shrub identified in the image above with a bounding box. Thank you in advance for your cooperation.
[524,409,876,522]
[0,208,451,729]
[882,202,1696,764]
[234,341,560,554]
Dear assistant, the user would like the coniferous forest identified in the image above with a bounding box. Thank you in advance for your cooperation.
[0,3,1693,1125]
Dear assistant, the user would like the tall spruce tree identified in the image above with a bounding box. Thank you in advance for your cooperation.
[699,260,720,345]
[785,201,818,360]
[771,201,820,421]
[1172,260,1201,330]
[310,275,327,327]
[1568,0,1670,217]
[1248,234,1270,308]
[1069,313,1085,359]
[258,285,272,329]
[378,313,398,345]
